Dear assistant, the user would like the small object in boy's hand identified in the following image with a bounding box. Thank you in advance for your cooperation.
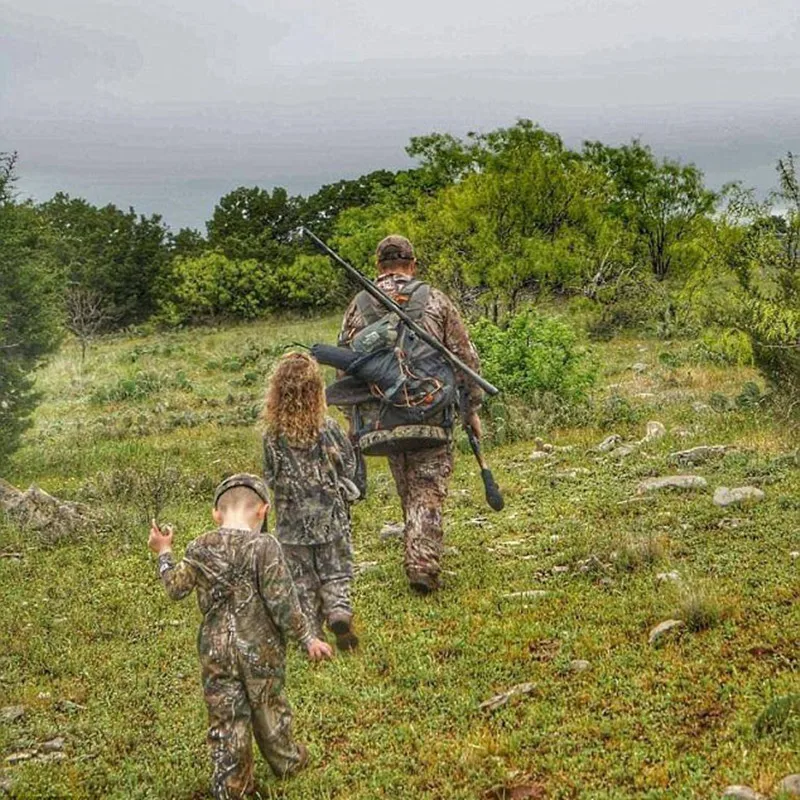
[148,519,174,553]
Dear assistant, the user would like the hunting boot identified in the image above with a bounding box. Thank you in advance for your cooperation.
[408,571,439,595]
[328,612,359,651]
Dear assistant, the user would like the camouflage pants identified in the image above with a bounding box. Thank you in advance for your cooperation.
[281,537,354,638]
[204,666,304,799]
[388,444,453,580]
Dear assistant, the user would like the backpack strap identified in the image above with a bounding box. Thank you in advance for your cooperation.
[355,290,382,326]
[355,281,430,326]
[401,282,430,322]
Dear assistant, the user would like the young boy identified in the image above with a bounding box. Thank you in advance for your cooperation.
[148,473,332,799]
[262,352,360,651]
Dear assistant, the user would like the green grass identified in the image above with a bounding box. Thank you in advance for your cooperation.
[1,317,798,798]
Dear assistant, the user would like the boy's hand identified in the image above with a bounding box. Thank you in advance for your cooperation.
[306,638,333,662]
[148,519,174,555]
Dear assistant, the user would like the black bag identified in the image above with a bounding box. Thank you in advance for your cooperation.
[312,281,456,452]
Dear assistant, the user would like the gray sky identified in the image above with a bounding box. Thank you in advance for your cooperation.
[2,0,799,231]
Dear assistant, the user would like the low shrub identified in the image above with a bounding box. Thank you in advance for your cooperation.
[471,311,597,406]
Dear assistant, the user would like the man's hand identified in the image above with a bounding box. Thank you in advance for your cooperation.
[306,638,334,662]
[466,411,482,440]
[148,519,174,555]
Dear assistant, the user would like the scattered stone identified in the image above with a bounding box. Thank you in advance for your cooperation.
[54,700,85,713]
[0,706,24,725]
[443,546,460,556]
[691,401,713,414]
[0,552,23,560]
[672,428,693,439]
[642,421,667,443]
[636,392,656,399]
[670,445,734,465]
[648,619,685,647]
[577,555,609,574]
[0,478,91,539]
[613,445,636,458]
[529,451,550,461]
[777,775,800,796]
[533,438,554,452]
[5,751,35,765]
[479,682,536,712]
[379,522,404,540]
[466,517,489,527]
[717,517,745,530]
[790,551,800,560]
[549,535,561,543]
[637,475,708,494]
[569,659,591,672]
[597,434,622,453]
[553,469,590,481]
[354,561,379,576]
[35,752,66,764]
[656,571,681,583]
[713,486,765,508]
[503,591,548,601]
[722,787,767,800]
[552,565,570,575]
[630,362,648,374]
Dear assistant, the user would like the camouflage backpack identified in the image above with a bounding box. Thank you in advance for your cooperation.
[312,280,456,455]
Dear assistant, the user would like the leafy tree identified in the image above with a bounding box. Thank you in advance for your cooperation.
[168,227,206,259]
[206,186,300,263]
[686,155,799,397]
[40,193,170,326]
[299,170,398,241]
[583,140,717,281]
[0,153,61,467]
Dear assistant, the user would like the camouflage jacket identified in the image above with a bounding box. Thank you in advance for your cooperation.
[157,527,313,682]
[338,273,483,414]
[262,417,355,546]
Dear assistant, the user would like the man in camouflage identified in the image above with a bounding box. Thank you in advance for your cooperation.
[148,473,332,799]
[339,235,483,594]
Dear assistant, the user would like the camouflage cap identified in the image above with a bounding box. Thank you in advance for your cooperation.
[376,234,414,263]
[214,473,271,507]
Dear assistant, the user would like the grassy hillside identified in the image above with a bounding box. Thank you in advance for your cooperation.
[1,315,798,799]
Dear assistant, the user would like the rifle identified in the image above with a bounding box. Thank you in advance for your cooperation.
[301,227,505,512]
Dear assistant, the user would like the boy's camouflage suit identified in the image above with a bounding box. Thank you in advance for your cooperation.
[339,271,482,587]
[263,417,357,636]
[158,525,313,798]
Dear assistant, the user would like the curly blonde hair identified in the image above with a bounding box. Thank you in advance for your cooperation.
[262,352,327,447]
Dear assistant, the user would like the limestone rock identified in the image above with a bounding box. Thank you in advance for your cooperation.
[40,737,65,753]
[722,787,767,800]
[790,551,800,560]
[569,659,591,672]
[777,775,800,796]
[0,479,90,539]
[598,434,622,453]
[648,619,685,646]
[479,682,536,712]
[656,571,681,584]
[637,475,708,494]
[642,421,667,443]
[529,451,550,461]
[503,590,548,600]
[0,706,24,725]
[670,445,733,465]
[630,362,648,374]
[713,486,765,507]
[379,522,404,540]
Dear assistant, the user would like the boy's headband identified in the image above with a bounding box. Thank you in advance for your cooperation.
[213,473,271,508]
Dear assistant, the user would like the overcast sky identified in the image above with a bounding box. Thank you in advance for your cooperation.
[2,0,798,231]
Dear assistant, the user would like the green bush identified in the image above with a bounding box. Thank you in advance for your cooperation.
[159,252,271,324]
[471,311,597,405]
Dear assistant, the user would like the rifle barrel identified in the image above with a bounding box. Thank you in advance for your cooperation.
[301,227,499,397]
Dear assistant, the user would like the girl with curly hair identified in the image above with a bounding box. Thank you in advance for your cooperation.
[262,352,360,650]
